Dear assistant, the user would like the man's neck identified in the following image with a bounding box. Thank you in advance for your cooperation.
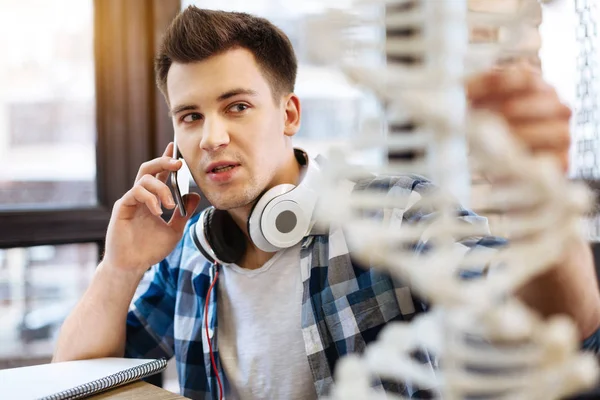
[227,151,302,269]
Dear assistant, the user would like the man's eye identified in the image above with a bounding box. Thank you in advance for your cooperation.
[229,103,249,113]
[182,113,202,123]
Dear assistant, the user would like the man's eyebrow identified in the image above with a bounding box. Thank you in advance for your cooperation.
[169,89,257,116]
[169,104,198,117]
[217,88,258,102]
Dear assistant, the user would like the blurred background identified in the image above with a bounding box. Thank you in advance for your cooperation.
[0,0,598,395]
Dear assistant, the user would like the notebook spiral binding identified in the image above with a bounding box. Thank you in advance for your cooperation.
[39,358,168,400]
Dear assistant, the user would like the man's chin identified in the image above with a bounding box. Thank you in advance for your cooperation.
[208,197,255,212]
[201,183,261,212]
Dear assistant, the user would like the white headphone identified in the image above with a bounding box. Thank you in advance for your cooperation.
[191,148,321,265]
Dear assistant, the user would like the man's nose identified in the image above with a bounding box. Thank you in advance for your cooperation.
[200,117,230,151]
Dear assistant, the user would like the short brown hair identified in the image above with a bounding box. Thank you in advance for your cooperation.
[155,6,298,103]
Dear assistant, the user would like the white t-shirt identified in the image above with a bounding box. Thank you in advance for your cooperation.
[217,243,318,400]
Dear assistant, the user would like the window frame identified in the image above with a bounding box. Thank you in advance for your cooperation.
[0,0,181,250]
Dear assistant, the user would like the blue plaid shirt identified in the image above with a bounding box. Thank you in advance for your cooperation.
[125,174,600,400]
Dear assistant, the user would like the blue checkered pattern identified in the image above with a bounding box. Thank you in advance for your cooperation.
[124,174,600,400]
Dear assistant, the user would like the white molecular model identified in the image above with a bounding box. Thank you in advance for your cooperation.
[309,0,600,399]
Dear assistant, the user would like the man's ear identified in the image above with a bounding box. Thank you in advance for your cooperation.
[283,93,301,137]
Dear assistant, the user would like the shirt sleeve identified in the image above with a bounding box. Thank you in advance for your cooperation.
[582,325,600,353]
[124,258,177,360]
[359,175,506,315]
[387,175,600,355]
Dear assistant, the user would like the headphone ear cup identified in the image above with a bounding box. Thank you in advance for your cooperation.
[247,184,296,253]
[205,208,246,264]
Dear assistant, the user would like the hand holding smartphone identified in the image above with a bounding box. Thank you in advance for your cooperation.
[169,136,190,217]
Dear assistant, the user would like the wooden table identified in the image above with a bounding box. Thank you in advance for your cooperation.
[88,381,189,399]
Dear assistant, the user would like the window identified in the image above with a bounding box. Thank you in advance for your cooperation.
[0,0,182,368]
[0,0,96,210]
[540,1,600,180]
[0,243,97,369]
[538,0,600,240]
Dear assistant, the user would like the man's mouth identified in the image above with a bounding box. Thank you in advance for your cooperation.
[206,162,241,174]
[206,162,240,182]
[211,165,236,173]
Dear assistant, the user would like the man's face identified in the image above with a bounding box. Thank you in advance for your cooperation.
[167,47,299,210]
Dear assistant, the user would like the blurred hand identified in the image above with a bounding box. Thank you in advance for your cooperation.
[102,142,201,275]
[468,65,600,339]
[466,62,572,173]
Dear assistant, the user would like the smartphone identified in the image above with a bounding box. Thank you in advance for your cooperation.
[169,137,188,217]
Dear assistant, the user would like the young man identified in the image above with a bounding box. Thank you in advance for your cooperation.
[53,6,600,400]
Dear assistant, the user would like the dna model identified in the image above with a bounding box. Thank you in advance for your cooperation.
[308,1,600,399]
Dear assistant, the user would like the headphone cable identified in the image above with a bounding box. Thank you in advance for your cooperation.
[205,263,224,400]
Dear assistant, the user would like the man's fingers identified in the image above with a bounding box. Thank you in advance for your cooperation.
[526,150,570,174]
[169,193,202,231]
[511,120,571,152]
[134,142,180,183]
[466,67,531,101]
[162,142,174,157]
[138,175,176,210]
[466,66,549,103]
[156,142,177,183]
[156,169,174,184]
[558,151,570,173]
[511,120,571,174]
[501,93,572,121]
[120,174,177,218]
[467,63,572,175]
[120,185,164,216]
[135,156,182,183]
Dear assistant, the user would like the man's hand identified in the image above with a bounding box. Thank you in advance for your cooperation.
[466,62,572,173]
[53,142,202,363]
[466,64,600,340]
[102,142,202,276]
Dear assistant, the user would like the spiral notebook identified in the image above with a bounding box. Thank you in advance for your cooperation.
[0,357,168,400]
